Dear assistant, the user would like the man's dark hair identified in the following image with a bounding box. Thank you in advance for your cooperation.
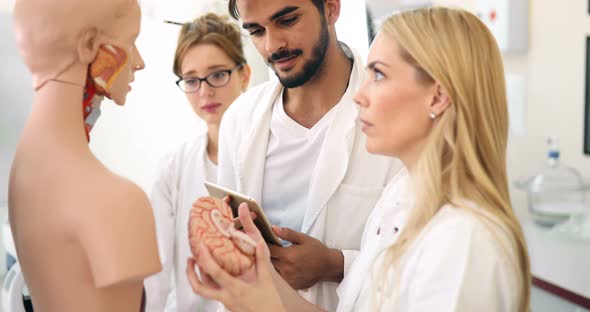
[366,5,376,45]
[228,0,325,20]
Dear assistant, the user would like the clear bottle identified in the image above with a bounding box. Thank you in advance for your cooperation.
[515,136,586,227]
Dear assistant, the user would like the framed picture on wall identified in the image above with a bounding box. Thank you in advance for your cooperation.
[584,36,590,155]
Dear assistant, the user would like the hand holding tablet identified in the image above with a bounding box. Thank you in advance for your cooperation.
[204,181,283,246]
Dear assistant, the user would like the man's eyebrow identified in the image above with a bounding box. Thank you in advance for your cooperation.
[242,6,299,30]
[270,6,299,21]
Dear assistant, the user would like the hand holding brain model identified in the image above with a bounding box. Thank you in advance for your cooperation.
[188,197,257,276]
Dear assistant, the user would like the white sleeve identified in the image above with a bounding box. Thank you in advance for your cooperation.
[401,217,517,312]
[341,249,360,278]
[144,152,179,312]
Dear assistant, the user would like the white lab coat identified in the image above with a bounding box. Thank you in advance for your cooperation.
[217,44,402,311]
[337,169,521,311]
[144,131,219,312]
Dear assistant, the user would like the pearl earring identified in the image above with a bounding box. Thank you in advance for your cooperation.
[429,112,437,120]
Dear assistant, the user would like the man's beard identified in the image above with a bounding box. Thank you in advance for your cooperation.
[268,19,329,89]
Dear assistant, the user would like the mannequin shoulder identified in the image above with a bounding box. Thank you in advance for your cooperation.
[65,165,155,234]
[86,173,153,221]
[73,172,161,286]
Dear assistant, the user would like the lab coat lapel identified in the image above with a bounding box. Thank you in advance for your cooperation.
[301,49,364,234]
[237,81,284,202]
[195,133,208,189]
[301,102,358,234]
[177,132,208,234]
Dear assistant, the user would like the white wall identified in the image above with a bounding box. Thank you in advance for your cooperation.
[505,0,590,218]
[366,0,590,217]
[0,0,13,13]
[90,1,270,193]
[88,16,202,193]
[0,12,31,204]
[0,10,26,282]
[336,0,370,61]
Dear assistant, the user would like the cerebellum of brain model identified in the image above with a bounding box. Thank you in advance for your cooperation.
[188,197,256,276]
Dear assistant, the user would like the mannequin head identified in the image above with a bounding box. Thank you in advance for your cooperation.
[13,0,144,104]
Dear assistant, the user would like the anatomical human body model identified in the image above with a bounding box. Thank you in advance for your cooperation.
[189,197,256,276]
[90,44,129,96]
[83,44,129,140]
[8,0,161,311]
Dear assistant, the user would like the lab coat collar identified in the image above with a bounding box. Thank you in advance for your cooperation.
[302,44,365,233]
[237,81,283,202]
[188,130,210,205]
[338,169,412,312]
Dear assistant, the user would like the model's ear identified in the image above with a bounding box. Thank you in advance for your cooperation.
[77,27,102,64]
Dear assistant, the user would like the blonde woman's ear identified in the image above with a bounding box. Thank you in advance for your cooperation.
[429,83,451,117]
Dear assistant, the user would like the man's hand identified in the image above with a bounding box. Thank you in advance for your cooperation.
[268,226,344,290]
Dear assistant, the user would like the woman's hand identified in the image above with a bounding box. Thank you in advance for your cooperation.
[186,203,285,312]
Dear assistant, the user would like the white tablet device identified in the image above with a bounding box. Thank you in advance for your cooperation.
[204,181,282,246]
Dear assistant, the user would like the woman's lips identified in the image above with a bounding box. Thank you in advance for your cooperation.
[360,118,373,132]
[202,103,222,113]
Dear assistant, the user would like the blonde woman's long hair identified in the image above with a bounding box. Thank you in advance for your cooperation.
[374,7,530,311]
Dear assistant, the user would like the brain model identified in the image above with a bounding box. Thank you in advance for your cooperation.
[188,197,256,276]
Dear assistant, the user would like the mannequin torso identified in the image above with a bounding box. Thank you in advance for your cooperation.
[9,76,161,311]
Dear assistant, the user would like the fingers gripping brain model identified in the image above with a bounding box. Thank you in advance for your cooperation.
[189,197,256,276]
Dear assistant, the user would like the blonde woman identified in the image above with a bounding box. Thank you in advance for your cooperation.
[144,13,251,312]
[186,7,530,312]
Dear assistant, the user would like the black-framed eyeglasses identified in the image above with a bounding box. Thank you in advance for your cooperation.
[175,64,244,93]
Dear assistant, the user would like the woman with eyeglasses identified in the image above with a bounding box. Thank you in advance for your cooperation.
[144,13,251,312]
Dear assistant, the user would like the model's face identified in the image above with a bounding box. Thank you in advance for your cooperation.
[237,0,329,88]
[105,2,144,105]
[179,44,248,126]
[354,33,436,160]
